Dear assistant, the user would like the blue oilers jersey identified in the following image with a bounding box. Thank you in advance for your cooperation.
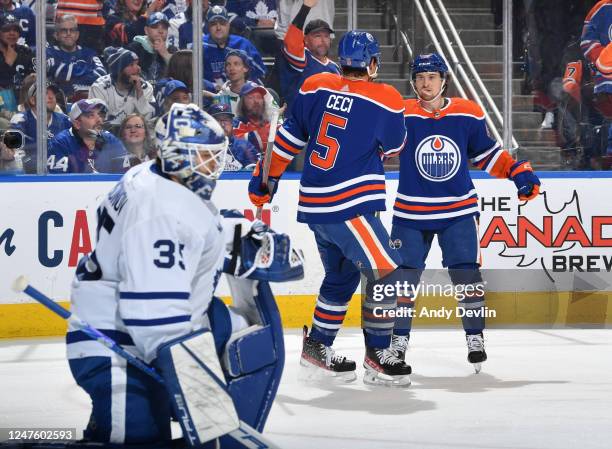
[281,24,340,110]
[271,72,406,224]
[47,128,130,174]
[581,0,612,93]
[394,98,501,230]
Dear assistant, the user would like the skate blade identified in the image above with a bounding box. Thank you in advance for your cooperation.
[362,369,411,387]
[472,362,482,374]
[298,358,357,384]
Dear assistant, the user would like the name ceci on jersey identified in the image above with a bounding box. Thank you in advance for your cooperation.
[325,94,354,113]
[107,180,128,215]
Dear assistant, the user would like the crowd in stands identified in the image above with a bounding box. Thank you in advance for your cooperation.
[0,0,334,174]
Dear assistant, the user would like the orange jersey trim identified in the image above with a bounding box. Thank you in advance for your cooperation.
[314,310,345,321]
[300,73,405,113]
[404,97,485,120]
[394,197,478,212]
[349,216,396,272]
[299,183,386,204]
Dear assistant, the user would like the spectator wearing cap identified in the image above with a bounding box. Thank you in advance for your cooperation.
[175,0,209,49]
[127,12,178,84]
[105,0,165,47]
[209,101,259,170]
[119,113,157,167]
[0,13,34,109]
[8,78,71,173]
[47,98,129,174]
[280,0,339,110]
[155,78,191,115]
[47,14,107,102]
[234,81,272,153]
[89,47,156,126]
[218,49,280,119]
[202,5,266,87]
[0,0,35,47]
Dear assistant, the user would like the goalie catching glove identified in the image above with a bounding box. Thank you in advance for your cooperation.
[509,159,540,201]
[248,160,280,207]
[222,212,304,282]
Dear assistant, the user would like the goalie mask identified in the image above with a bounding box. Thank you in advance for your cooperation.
[155,103,229,200]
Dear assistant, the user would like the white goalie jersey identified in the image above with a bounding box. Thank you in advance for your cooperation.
[67,161,225,363]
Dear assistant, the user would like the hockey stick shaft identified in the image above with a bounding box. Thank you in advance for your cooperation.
[256,110,280,220]
[12,276,165,383]
[12,276,281,449]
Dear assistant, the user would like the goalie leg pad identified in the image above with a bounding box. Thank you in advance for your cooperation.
[155,330,240,447]
[68,355,172,445]
[221,281,284,438]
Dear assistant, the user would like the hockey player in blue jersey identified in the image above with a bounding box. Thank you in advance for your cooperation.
[389,53,541,373]
[67,102,302,446]
[248,31,412,386]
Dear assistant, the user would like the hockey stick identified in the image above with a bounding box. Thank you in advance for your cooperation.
[256,109,280,220]
[11,276,281,449]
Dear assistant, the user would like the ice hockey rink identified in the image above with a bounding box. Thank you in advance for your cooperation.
[1,327,611,449]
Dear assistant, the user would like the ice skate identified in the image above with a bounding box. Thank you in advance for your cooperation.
[299,326,357,383]
[363,346,411,387]
[390,334,409,361]
[466,333,487,373]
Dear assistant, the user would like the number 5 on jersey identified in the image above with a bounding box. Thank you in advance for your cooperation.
[310,112,348,171]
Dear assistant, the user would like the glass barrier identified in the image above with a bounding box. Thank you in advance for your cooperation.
[5,1,608,176]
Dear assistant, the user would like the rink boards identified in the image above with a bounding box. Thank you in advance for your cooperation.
[1,172,612,337]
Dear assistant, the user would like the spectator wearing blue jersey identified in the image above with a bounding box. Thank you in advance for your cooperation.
[209,101,258,170]
[0,0,35,47]
[280,0,339,111]
[176,0,210,49]
[9,80,71,173]
[226,0,278,29]
[202,5,266,87]
[0,13,33,111]
[47,14,107,102]
[48,98,129,174]
[127,12,178,84]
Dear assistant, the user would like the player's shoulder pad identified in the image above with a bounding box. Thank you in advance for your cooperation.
[364,82,405,112]
[447,97,485,119]
[585,0,609,21]
[403,98,420,115]
[299,72,342,93]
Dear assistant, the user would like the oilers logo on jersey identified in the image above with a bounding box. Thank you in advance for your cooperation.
[415,135,461,182]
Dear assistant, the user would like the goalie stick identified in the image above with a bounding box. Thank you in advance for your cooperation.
[11,276,281,449]
[256,109,280,220]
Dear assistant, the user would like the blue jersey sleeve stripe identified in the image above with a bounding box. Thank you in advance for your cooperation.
[119,291,190,300]
[123,315,191,326]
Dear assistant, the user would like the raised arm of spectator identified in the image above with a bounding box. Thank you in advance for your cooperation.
[282,0,318,72]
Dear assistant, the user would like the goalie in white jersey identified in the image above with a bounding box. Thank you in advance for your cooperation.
[67,103,302,447]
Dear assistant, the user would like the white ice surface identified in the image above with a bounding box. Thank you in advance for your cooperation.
[1,328,611,449]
